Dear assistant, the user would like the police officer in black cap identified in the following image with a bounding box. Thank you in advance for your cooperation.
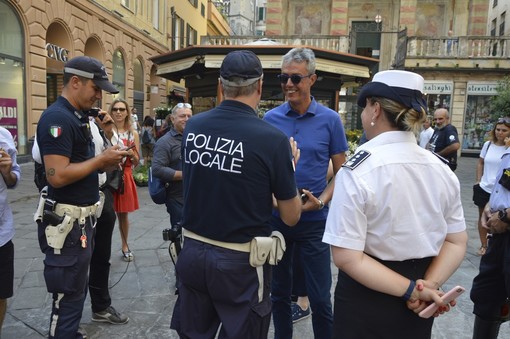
[36,55,129,339]
[170,50,302,338]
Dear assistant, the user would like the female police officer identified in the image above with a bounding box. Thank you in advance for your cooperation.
[323,70,468,339]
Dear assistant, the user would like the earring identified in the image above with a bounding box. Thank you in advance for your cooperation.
[370,121,375,127]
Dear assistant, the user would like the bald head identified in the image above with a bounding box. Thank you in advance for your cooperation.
[434,108,450,128]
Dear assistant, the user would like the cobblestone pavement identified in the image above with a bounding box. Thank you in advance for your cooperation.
[2,156,510,338]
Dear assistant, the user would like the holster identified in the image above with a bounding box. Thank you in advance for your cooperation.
[249,231,286,303]
[45,214,74,251]
[249,231,286,267]
[33,186,48,223]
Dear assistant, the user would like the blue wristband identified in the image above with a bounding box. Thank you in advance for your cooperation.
[402,280,416,301]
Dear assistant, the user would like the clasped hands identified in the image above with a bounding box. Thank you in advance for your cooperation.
[406,279,456,318]
[481,204,509,234]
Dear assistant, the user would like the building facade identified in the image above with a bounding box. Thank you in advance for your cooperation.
[252,0,508,156]
[0,0,213,156]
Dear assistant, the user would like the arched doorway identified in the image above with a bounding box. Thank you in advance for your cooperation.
[0,1,26,153]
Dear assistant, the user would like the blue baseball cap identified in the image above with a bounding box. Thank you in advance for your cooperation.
[220,50,263,87]
[64,56,119,94]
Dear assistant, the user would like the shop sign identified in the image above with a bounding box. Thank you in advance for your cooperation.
[423,82,453,94]
[46,43,69,62]
[0,98,18,147]
[467,83,498,95]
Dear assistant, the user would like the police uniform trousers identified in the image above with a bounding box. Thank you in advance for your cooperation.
[471,232,510,320]
[89,187,115,313]
[333,256,434,339]
[38,217,95,339]
[270,217,333,339]
[171,238,272,339]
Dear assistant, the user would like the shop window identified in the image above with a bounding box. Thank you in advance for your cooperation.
[112,49,126,98]
[426,94,451,116]
[463,83,498,154]
[0,1,26,154]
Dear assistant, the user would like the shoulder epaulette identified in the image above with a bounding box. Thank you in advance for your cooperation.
[342,150,371,170]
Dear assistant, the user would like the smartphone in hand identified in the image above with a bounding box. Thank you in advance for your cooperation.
[418,285,465,318]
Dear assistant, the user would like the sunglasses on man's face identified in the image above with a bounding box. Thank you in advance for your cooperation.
[277,74,313,85]
[175,103,192,109]
[112,107,126,112]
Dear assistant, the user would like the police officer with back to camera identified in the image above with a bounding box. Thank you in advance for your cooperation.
[471,143,510,338]
[35,55,129,339]
[170,50,302,338]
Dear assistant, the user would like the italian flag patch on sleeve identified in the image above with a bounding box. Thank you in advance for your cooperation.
[49,126,62,138]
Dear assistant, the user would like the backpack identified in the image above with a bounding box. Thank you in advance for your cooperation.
[148,166,169,204]
[142,129,151,144]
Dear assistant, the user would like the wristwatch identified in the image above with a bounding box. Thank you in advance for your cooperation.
[318,199,325,210]
[498,209,510,223]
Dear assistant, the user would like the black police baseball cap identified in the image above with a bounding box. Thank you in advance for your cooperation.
[357,70,427,112]
[220,50,263,87]
[64,56,119,94]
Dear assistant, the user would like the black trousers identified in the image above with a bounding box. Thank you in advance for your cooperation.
[89,188,116,313]
[333,256,434,339]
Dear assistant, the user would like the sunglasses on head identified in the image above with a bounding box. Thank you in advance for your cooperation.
[277,74,313,85]
[175,103,192,109]
[497,117,510,124]
[112,107,126,112]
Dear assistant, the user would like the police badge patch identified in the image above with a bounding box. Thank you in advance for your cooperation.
[49,126,62,138]
[343,150,371,170]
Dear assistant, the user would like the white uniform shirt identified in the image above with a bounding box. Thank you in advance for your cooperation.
[479,140,507,194]
[419,126,434,148]
[323,131,466,261]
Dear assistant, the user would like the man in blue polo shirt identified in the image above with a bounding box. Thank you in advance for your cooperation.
[36,56,129,338]
[171,50,301,338]
[264,47,348,339]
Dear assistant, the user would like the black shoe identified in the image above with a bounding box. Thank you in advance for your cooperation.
[92,306,129,325]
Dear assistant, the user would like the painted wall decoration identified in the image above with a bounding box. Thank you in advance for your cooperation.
[295,5,323,35]
[415,2,446,37]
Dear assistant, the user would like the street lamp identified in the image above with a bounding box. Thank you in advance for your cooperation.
[375,13,382,31]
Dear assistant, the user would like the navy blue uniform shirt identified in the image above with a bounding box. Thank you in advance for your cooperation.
[37,96,98,205]
[181,100,297,243]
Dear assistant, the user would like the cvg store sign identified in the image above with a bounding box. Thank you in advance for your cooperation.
[46,43,69,62]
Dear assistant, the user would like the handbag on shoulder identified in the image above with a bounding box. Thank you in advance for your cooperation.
[107,167,125,194]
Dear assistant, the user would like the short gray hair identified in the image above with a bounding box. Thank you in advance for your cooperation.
[282,48,316,74]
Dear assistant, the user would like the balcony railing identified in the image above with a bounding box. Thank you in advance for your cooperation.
[201,35,350,52]
[202,35,510,62]
[406,36,510,58]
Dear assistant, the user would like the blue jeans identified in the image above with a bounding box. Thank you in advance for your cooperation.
[271,217,333,339]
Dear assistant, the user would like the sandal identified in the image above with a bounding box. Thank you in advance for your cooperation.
[477,246,487,256]
[122,250,134,262]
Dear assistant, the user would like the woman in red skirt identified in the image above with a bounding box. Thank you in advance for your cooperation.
[108,98,140,261]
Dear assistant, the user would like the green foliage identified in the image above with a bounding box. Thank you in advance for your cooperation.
[490,76,510,119]
[345,129,363,143]
[133,164,149,187]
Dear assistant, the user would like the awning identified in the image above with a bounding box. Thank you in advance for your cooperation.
[156,57,197,76]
